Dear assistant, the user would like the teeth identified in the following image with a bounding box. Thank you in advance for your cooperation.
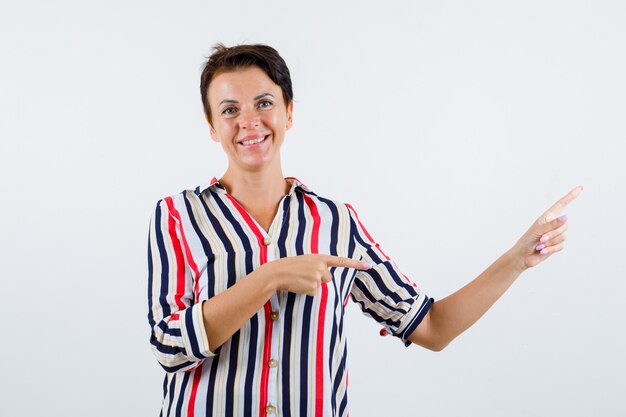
[241,136,266,146]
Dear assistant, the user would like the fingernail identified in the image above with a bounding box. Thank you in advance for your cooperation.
[536,243,546,251]
[540,248,549,255]
[540,235,549,243]
[361,262,372,269]
[558,214,568,223]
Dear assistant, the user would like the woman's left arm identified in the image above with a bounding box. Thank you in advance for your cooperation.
[408,185,583,351]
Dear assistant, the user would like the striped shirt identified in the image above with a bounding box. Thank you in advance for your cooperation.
[147,177,433,417]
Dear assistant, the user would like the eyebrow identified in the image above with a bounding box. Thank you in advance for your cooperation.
[219,93,275,107]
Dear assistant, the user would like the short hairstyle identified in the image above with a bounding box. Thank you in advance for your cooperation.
[200,43,294,123]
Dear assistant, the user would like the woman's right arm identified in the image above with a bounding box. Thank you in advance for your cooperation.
[202,254,371,352]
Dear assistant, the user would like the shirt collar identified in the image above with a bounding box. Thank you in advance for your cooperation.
[195,176,311,196]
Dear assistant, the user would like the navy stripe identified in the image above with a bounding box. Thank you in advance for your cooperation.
[277,195,292,258]
[243,315,259,417]
[150,334,186,357]
[153,201,172,319]
[225,332,240,416]
[165,374,176,417]
[295,191,306,256]
[184,307,203,359]
[281,292,296,417]
[205,357,220,414]
[299,295,313,417]
[337,344,348,417]
[174,371,190,417]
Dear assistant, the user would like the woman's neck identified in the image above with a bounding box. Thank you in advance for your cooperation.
[218,163,290,210]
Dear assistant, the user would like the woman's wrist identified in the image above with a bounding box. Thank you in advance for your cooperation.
[506,247,528,275]
[255,261,282,293]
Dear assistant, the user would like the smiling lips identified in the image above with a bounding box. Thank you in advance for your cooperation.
[238,134,269,146]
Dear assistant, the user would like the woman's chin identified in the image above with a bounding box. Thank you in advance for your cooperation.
[233,144,282,171]
[234,155,277,172]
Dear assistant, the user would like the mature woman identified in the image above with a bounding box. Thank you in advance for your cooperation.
[147,44,582,417]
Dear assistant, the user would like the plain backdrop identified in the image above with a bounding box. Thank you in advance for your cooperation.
[1,0,624,416]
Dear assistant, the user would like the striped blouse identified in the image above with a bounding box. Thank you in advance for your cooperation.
[147,177,433,417]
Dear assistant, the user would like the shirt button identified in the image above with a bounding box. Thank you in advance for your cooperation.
[265,405,276,414]
[270,311,279,321]
[268,358,278,368]
[263,237,272,246]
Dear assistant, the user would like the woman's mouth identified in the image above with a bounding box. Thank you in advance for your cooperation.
[238,135,269,146]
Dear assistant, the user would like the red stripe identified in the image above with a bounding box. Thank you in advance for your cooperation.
[303,194,320,254]
[343,292,351,308]
[165,197,202,301]
[164,197,187,310]
[187,363,204,417]
[315,284,328,416]
[225,194,272,415]
[304,194,326,417]
[261,302,273,412]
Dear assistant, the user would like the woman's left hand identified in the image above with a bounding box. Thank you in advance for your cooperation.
[511,185,584,272]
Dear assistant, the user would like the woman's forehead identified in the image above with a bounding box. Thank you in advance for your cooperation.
[209,67,280,102]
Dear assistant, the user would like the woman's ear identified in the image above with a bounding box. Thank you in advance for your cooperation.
[286,101,294,130]
[205,113,219,142]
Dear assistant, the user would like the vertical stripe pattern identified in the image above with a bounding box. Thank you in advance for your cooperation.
[147,177,433,416]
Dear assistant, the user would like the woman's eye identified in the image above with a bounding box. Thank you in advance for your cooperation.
[222,107,238,116]
[258,100,273,109]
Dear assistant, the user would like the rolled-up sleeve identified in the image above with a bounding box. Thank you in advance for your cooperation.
[147,198,215,373]
[346,204,433,346]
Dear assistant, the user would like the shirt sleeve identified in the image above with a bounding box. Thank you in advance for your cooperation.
[346,204,433,347]
[147,198,215,373]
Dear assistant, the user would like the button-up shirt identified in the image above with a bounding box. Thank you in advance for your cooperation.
[147,177,433,417]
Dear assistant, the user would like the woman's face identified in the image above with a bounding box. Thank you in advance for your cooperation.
[206,66,293,173]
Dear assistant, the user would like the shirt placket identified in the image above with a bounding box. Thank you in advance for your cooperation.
[261,197,290,416]
[263,233,281,415]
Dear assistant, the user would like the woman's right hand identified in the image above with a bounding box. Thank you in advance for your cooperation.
[262,255,372,296]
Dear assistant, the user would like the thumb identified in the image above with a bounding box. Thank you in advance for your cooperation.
[321,268,333,283]
[536,214,568,237]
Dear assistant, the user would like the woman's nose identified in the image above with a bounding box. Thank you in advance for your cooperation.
[238,107,260,129]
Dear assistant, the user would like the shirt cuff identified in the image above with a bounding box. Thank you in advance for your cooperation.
[395,295,434,347]
[179,301,216,359]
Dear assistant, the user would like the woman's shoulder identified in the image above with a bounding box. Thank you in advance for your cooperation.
[291,181,355,217]
[151,179,220,213]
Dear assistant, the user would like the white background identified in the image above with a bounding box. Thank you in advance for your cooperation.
[1,0,624,416]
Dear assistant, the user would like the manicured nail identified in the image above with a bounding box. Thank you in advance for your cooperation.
[540,248,549,255]
[558,214,568,223]
[536,243,546,251]
[361,262,372,269]
[540,235,549,243]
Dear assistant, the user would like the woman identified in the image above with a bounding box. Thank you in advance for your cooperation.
[147,44,582,417]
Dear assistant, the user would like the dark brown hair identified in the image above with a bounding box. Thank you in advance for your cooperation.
[200,43,294,123]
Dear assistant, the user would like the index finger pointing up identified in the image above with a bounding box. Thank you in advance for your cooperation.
[544,185,584,218]
[321,255,372,270]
